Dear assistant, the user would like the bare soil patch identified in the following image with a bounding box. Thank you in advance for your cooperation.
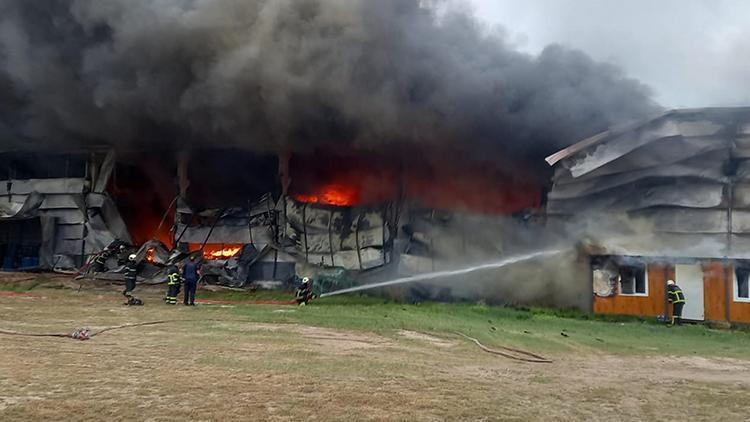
[1,281,749,421]
[398,330,457,347]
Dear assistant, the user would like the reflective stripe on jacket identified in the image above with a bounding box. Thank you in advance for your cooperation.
[668,285,686,304]
[167,273,181,285]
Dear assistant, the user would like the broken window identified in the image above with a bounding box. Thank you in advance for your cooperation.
[619,264,647,296]
[591,257,617,297]
[735,266,750,301]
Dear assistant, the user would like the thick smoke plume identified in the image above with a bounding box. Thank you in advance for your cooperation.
[0,0,658,160]
[377,212,666,310]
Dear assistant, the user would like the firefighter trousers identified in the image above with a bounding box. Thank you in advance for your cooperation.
[123,278,136,297]
[670,302,685,325]
[165,283,180,304]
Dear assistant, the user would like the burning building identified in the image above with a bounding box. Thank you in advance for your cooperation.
[0,144,542,290]
[0,150,130,269]
[547,107,750,324]
[0,0,664,305]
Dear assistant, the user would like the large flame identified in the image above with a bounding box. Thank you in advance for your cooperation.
[293,183,361,206]
[189,244,243,260]
[289,152,541,214]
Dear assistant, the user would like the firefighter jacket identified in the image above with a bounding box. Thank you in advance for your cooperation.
[296,284,312,300]
[667,284,686,304]
[124,261,138,281]
[167,272,181,285]
[95,253,107,265]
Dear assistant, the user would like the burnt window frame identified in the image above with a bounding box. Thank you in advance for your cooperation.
[618,263,648,297]
[734,265,750,302]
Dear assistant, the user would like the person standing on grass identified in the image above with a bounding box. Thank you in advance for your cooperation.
[666,279,686,326]
[182,255,201,306]
[123,254,142,305]
[164,264,181,305]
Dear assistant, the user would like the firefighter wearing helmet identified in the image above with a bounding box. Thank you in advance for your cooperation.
[295,276,315,306]
[666,279,686,326]
[123,253,142,305]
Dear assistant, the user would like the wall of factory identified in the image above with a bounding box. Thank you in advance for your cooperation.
[727,265,750,323]
[593,263,669,317]
[593,260,750,324]
[701,262,728,322]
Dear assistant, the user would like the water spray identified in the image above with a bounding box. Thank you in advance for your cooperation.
[319,249,563,298]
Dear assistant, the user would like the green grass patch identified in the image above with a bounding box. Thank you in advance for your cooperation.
[205,297,750,359]
[197,288,293,302]
[0,275,49,291]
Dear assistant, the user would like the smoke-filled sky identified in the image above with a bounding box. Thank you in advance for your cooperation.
[471,0,750,108]
[0,0,659,160]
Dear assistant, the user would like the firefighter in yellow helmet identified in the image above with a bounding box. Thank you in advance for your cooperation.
[666,280,686,326]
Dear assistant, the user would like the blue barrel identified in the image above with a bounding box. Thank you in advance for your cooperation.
[20,257,39,268]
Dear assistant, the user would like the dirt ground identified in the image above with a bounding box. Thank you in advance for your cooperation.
[1,282,749,421]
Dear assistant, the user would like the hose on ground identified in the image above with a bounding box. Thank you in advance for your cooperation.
[0,319,235,341]
[454,331,552,364]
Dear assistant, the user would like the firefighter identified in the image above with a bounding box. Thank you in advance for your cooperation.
[164,265,182,305]
[91,250,109,274]
[295,277,315,306]
[91,243,118,273]
[182,255,201,306]
[123,254,142,305]
[666,279,686,326]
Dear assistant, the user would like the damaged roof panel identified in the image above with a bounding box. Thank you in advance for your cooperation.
[561,135,731,182]
[0,178,85,195]
[631,208,728,234]
[547,182,725,214]
[546,107,750,259]
[548,149,729,200]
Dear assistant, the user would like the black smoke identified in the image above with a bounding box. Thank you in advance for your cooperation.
[0,0,659,161]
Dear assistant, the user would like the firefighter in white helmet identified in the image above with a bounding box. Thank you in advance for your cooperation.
[666,279,686,326]
[295,277,315,306]
[123,254,142,305]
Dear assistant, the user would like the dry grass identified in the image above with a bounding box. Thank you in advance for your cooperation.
[1,279,749,421]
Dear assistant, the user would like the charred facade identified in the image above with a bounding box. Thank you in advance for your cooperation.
[547,107,750,323]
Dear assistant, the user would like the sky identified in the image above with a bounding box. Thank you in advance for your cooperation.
[469,0,750,108]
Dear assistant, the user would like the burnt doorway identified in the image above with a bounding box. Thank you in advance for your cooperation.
[0,218,42,270]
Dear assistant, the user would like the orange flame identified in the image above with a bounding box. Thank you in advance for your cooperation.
[189,244,243,260]
[208,246,242,259]
[146,247,155,263]
[293,183,360,206]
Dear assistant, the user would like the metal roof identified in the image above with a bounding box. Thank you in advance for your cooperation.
[545,107,750,166]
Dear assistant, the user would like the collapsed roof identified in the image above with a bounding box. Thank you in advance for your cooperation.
[546,106,750,259]
[0,150,131,269]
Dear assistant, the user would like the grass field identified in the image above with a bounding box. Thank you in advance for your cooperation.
[1,275,749,421]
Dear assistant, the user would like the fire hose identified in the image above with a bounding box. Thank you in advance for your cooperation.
[1,322,551,363]
[454,332,552,363]
[0,320,177,341]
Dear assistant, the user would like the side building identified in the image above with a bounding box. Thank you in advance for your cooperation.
[546,107,750,325]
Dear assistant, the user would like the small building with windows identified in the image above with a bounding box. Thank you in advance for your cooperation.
[546,107,750,324]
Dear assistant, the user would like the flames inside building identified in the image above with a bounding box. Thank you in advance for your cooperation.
[0,145,547,300]
[6,107,750,319]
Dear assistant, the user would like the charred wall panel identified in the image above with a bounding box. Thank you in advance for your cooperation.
[548,108,750,259]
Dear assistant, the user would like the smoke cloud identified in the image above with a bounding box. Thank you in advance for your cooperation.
[0,0,658,161]
[376,211,668,310]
